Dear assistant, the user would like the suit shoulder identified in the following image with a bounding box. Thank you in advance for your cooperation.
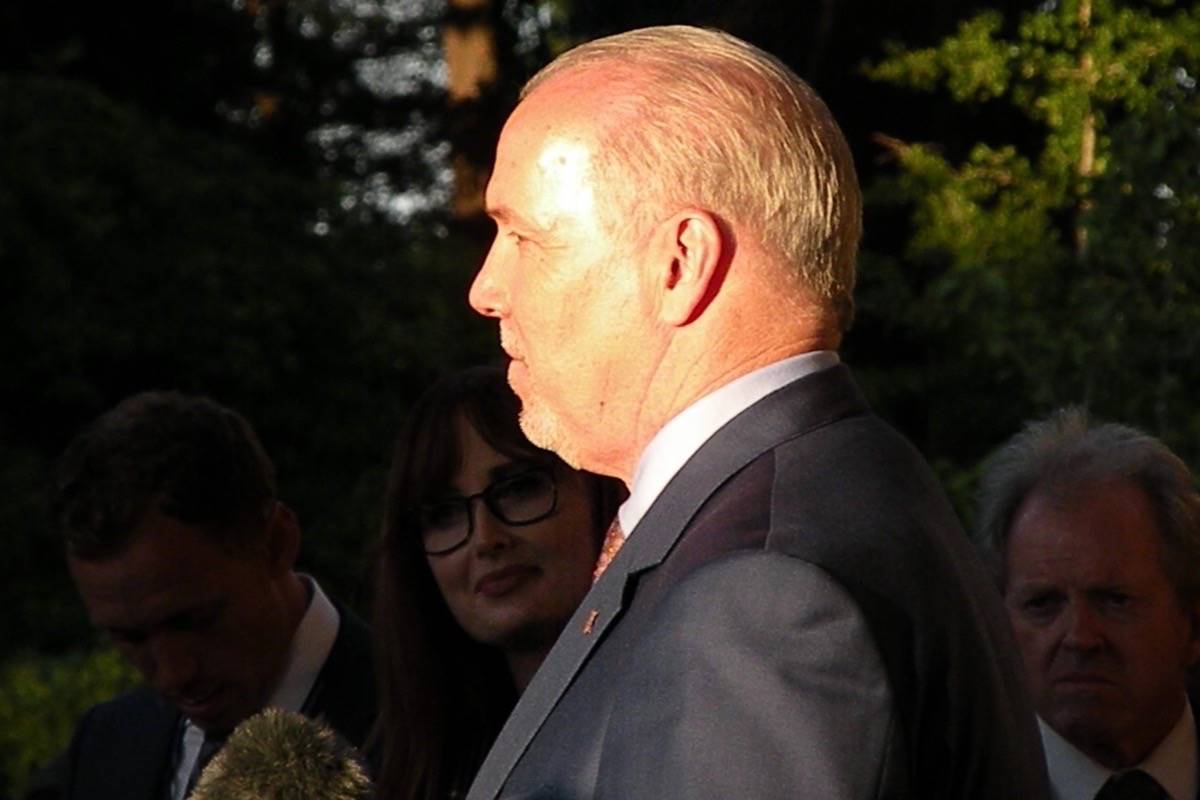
[330,600,373,663]
[63,687,177,800]
[72,686,172,740]
[606,552,898,798]
[767,414,974,582]
[652,549,872,638]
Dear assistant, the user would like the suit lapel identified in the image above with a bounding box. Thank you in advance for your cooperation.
[466,365,868,799]
[136,699,180,800]
[83,689,179,800]
[298,602,376,749]
[466,547,632,800]
[626,364,867,577]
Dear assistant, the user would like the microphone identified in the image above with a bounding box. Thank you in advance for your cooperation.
[190,708,373,800]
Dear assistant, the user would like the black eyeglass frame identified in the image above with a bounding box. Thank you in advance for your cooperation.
[416,467,559,556]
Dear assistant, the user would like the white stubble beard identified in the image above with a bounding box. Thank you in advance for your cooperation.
[515,389,585,470]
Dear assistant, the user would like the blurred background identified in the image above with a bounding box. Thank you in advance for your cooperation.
[1,0,1196,793]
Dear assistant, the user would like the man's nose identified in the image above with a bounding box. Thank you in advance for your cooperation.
[468,237,509,319]
[1061,602,1105,652]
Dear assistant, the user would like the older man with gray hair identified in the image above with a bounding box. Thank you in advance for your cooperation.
[977,407,1200,800]
[466,24,1047,799]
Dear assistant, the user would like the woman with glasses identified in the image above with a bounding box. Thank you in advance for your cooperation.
[373,365,623,800]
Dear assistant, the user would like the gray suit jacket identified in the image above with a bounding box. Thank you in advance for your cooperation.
[468,365,1048,799]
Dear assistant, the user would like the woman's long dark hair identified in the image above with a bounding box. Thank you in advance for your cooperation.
[372,365,623,800]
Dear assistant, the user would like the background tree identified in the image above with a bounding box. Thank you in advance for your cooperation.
[860,0,1200,505]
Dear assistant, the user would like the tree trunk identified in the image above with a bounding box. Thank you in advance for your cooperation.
[1075,0,1095,260]
[444,0,499,223]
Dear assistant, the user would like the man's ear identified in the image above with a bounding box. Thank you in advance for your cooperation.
[652,209,727,327]
[263,501,301,574]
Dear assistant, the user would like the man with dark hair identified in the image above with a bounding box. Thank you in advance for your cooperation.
[465,24,1047,799]
[977,407,1200,799]
[49,391,375,800]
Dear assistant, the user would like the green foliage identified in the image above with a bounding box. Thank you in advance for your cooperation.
[860,0,1200,509]
[872,12,1014,101]
[0,648,139,796]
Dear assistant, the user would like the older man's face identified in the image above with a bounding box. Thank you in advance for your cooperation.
[469,75,650,474]
[1003,479,1200,767]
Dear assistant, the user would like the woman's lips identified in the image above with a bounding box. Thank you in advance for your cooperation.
[476,564,539,597]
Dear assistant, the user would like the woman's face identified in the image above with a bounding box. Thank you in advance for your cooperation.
[425,416,599,668]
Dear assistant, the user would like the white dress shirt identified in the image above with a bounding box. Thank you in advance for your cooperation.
[618,350,840,537]
[170,576,341,800]
[1039,702,1197,800]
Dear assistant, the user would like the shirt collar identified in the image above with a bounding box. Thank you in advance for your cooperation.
[1143,701,1197,800]
[175,576,340,799]
[618,351,839,536]
[182,574,340,730]
[264,575,340,713]
[1039,702,1196,800]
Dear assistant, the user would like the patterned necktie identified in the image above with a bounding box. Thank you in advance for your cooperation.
[1094,769,1171,800]
[593,517,625,581]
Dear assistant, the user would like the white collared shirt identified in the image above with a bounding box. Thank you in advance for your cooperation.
[1039,702,1197,800]
[618,351,840,537]
[170,575,341,800]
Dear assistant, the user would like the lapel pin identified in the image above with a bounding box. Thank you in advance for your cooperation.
[582,609,599,635]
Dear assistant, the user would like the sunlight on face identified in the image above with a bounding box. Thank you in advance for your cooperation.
[533,139,597,223]
[470,74,655,477]
[496,136,608,467]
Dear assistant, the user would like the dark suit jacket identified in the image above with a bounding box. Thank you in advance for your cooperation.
[56,601,375,800]
[468,365,1049,799]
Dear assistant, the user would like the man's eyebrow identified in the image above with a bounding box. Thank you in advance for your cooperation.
[486,204,553,235]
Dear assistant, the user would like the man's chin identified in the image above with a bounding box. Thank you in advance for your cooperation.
[176,692,253,734]
[1050,712,1154,770]
[518,404,583,469]
[1047,702,1129,748]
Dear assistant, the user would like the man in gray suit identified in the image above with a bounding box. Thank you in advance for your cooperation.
[977,408,1200,799]
[466,25,1048,798]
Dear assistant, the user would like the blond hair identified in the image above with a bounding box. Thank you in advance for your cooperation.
[523,25,861,329]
